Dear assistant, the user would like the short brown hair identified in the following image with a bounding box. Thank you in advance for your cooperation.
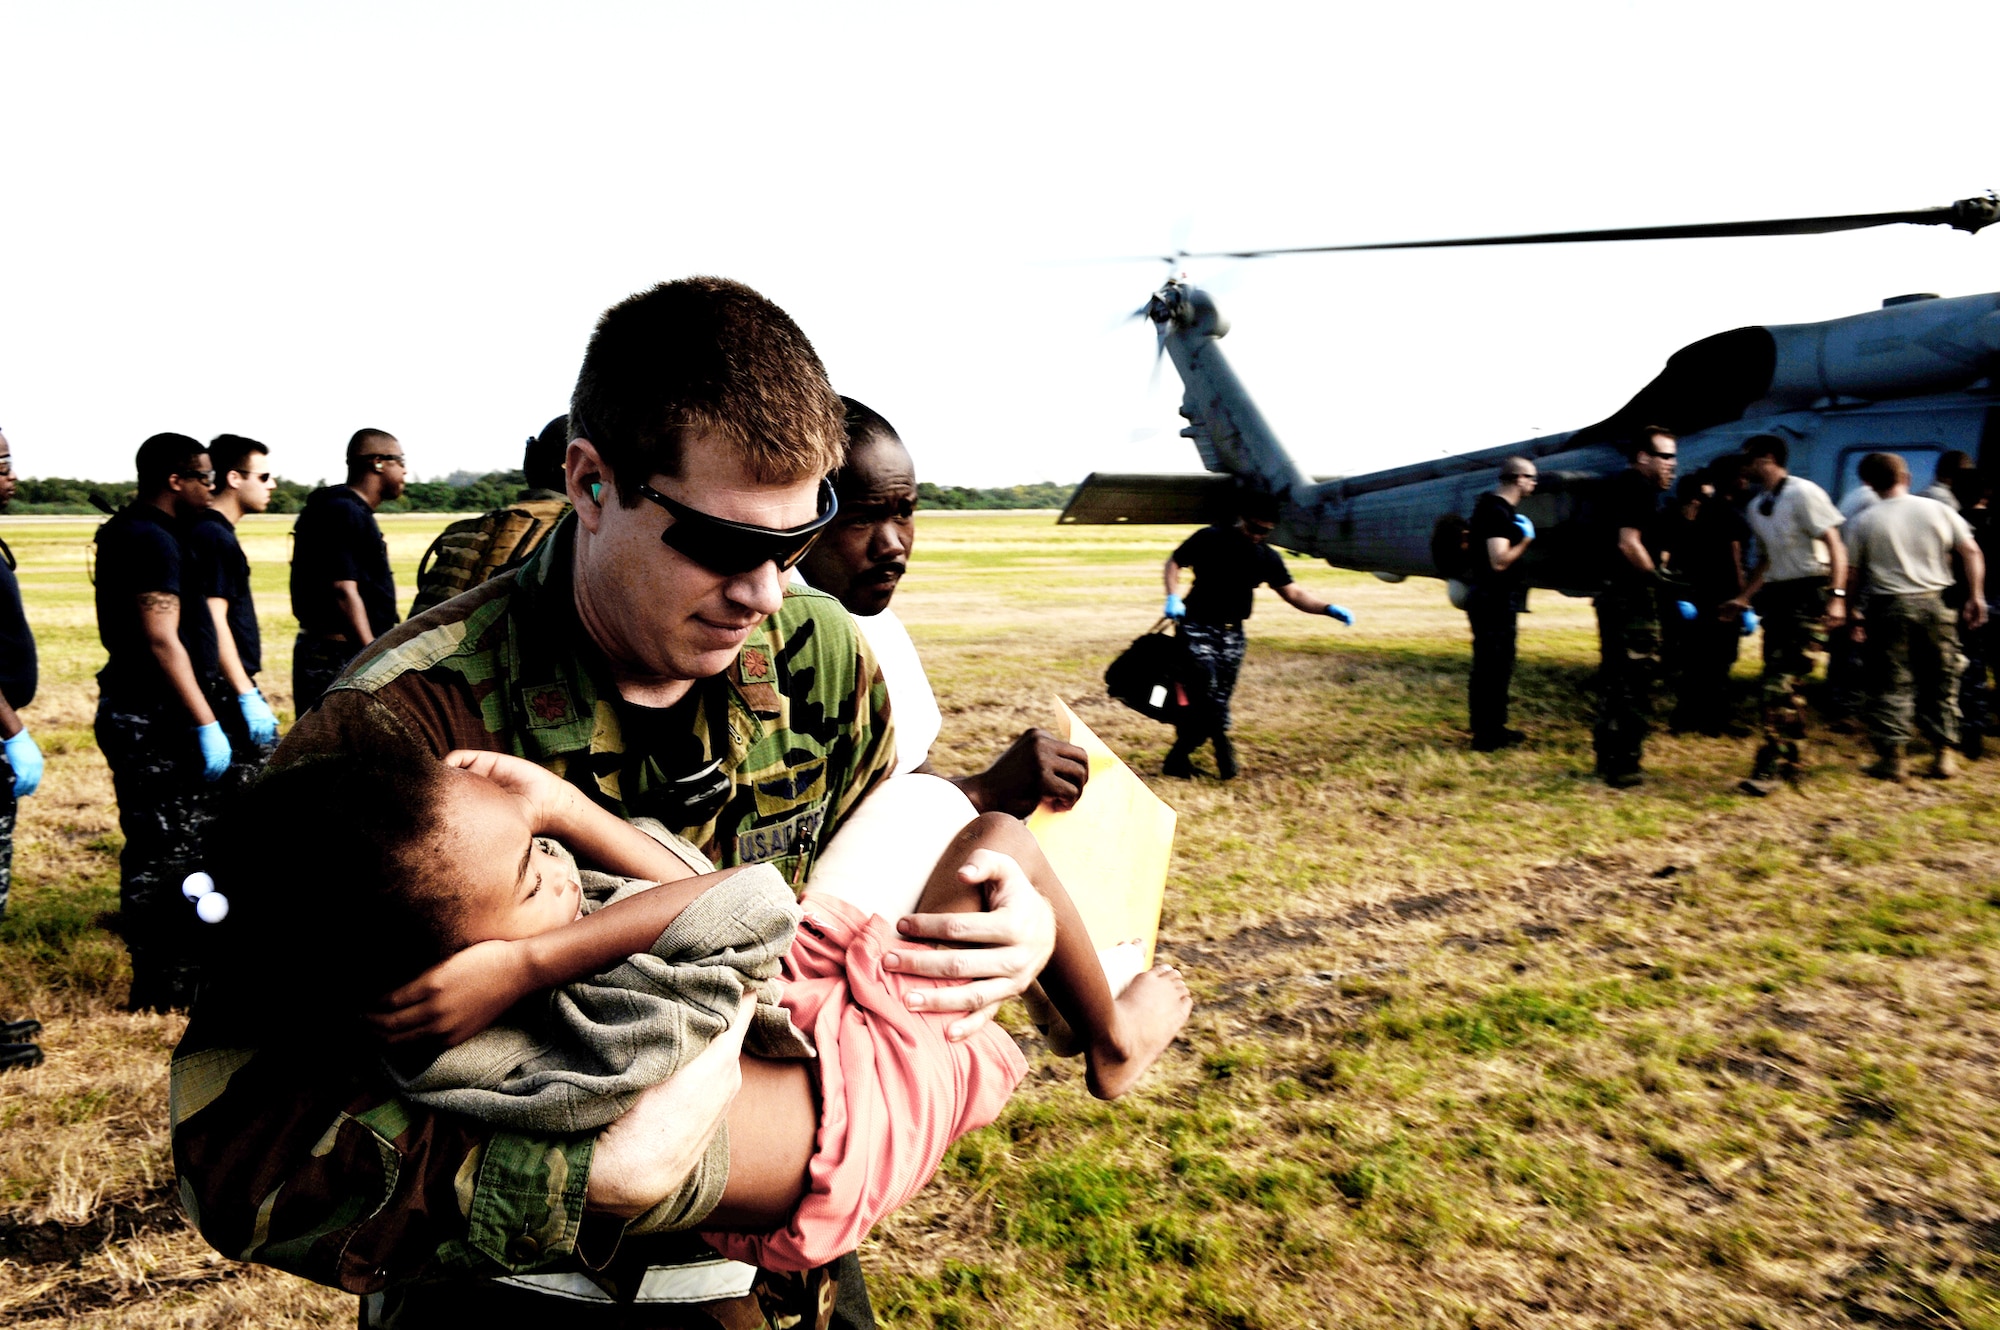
[569,277,845,504]
[1858,452,1908,494]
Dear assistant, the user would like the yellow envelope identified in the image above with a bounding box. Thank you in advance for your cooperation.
[1026,699,1177,965]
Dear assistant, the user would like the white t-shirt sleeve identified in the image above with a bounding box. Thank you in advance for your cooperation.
[1799,480,1843,536]
[849,606,943,776]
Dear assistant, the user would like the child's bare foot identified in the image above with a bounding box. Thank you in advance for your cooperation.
[1098,939,1148,998]
[1086,964,1192,1100]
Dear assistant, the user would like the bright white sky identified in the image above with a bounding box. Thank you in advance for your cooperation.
[3,2,1996,488]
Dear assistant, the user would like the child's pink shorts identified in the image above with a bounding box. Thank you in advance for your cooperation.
[701,891,1027,1272]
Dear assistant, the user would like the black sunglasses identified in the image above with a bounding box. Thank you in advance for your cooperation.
[231,470,273,484]
[177,468,217,484]
[635,478,838,576]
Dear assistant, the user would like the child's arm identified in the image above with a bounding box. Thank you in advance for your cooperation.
[366,750,751,1047]
[444,748,703,885]
[369,870,738,1046]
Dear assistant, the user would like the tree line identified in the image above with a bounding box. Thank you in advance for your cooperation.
[9,474,1080,516]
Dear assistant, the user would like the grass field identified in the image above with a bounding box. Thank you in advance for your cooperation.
[3,511,2000,1328]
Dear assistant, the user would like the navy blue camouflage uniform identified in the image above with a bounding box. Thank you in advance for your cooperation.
[289,485,398,713]
[1592,471,1665,779]
[186,509,275,784]
[93,502,222,1011]
[1167,523,1292,775]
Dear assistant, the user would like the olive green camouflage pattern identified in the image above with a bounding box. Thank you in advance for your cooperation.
[1592,584,1659,776]
[1751,577,1829,773]
[172,518,894,1317]
[1862,591,1965,748]
[339,517,895,885]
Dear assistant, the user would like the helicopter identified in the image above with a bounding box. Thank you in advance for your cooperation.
[1059,194,2000,597]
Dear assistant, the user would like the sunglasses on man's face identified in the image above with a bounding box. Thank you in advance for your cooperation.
[178,468,217,484]
[635,477,839,576]
[233,470,273,484]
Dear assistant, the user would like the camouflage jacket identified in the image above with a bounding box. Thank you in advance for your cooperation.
[171,517,895,1316]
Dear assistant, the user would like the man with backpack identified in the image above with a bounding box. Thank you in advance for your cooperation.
[408,416,572,617]
[1161,491,1354,779]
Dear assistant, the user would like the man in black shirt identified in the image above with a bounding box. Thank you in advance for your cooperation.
[1161,491,1354,779]
[1658,470,1751,736]
[289,428,404,711]
[1592,428,1677,787]
[0,428,46,1069]
[93,432,234,1011]
[189,434,281,777]
[1465,457,1538,750]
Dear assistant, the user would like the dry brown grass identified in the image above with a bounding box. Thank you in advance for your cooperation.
[5,513,2000,1327]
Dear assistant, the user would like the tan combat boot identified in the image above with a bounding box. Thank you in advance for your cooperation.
[1865,742,1908,783]
[1928,747,1959,780]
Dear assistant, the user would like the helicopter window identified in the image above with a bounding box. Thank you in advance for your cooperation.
[1835,445,1940,503]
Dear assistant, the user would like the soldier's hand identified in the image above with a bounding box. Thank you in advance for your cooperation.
[587,995,752,1217]
[1966,600,1990,632]
[957,728,1088,816]
[885,850,1057,1042]
[445,749,581,837]
[1825,597,1847,626]
[369,938,535,1047]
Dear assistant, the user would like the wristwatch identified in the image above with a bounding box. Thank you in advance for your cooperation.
[1830,589,1847,598]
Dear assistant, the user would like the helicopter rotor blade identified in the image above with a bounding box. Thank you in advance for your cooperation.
[1165,194,2000,260]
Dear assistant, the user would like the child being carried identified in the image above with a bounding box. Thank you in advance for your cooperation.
[207,750,1191,1271]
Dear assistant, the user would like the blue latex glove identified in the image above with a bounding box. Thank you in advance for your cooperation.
[1513,513,1536,541]
[238,690,279,747]
[1164,593,1186,620]
[1325,605,1355,626]
[3,729,43,798]
[1675,600,1698,622]
[1740,608,1760,637]
[196,722,232,783]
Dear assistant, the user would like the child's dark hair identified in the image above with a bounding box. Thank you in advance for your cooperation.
[205,753,468,1033]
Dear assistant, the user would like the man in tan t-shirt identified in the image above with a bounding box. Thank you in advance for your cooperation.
[1846,451,1988,780]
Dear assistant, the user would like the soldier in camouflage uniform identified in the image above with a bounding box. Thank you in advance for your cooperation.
[1725,435,1849,796]
[94,433,236,1011]
[1591,429,1677,788]
[1845,451,1988,781]
[172,278,1059,1330]
[1160,491,1353,780]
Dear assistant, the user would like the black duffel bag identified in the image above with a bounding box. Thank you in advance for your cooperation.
[1105,619,1214,727]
